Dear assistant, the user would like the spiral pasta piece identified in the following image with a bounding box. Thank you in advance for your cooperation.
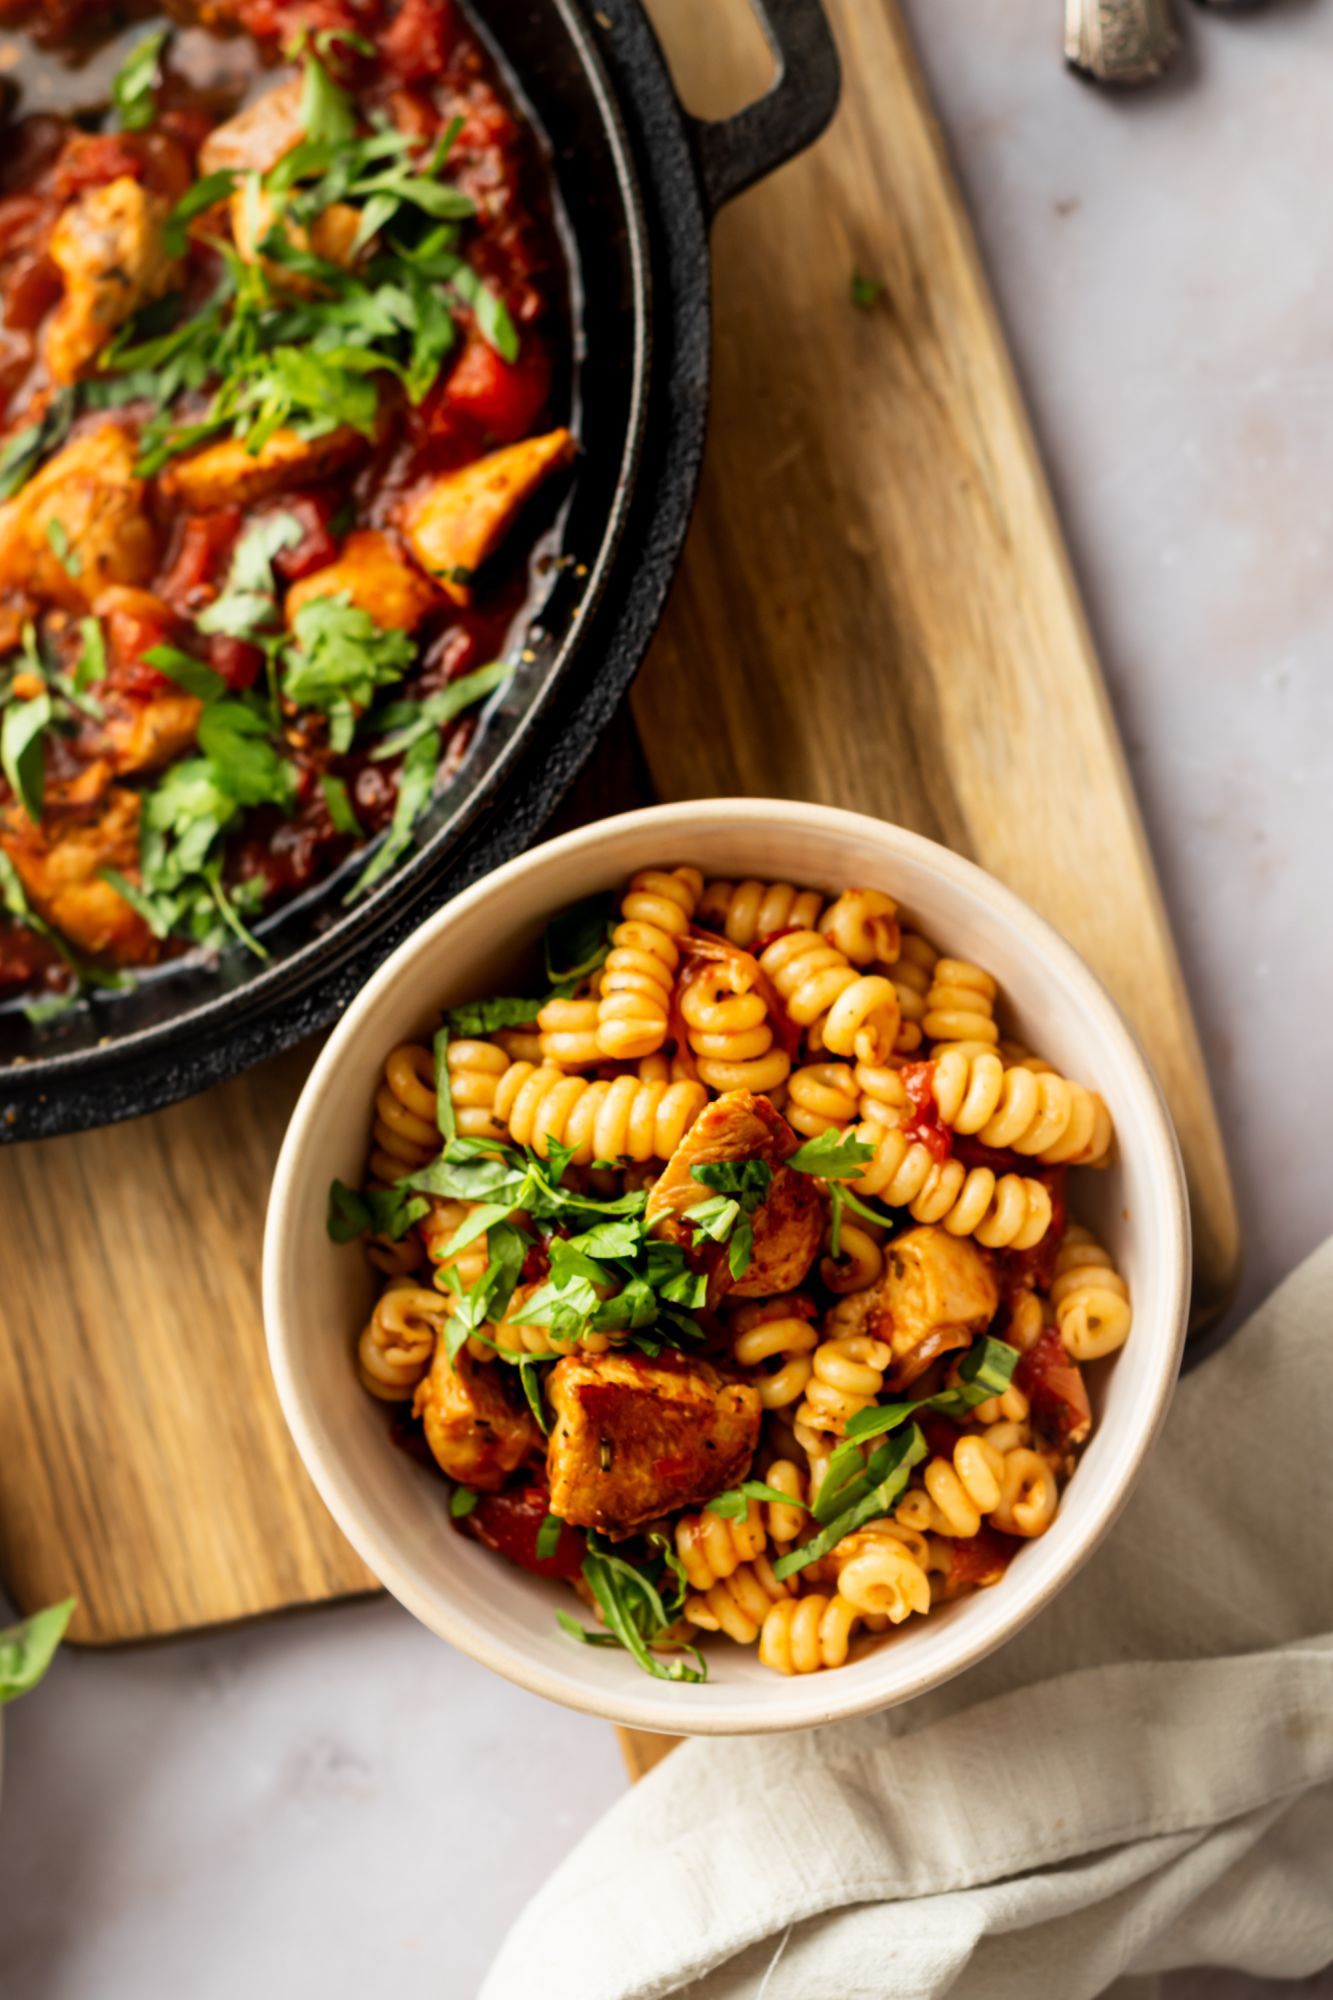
[786,1061,858,1138]
[537,996,602,1069]
[819,1218,884,1295]
[1051,1225,1133,1360]
[890,930,938,1053]
[834,1531,932,1623]
[697,877,823,947]
[356,1282,445,1401]
[730,1295,819,1409]
[680,968,791,1093]
[761,1459,810,1545]
[853,1059,907,1117]
[922,958,998,1046]
[420,1198,490,1295]
[676,1499,767,1590]
[759,930,900,1064]
[930,1047,1112,1166]
[991,1445,1060,1537]
[896,1434,1006,1538]
[686,1556,793,1644]
[369,1043,439,1181]
[445,1038,509,1140]
[819,887,900,966]
[796,1323,893,1437]
[494,1061,707,1165]
[595,866,702,1060]
[758,1591,860,1674]
[852,1103,1052,1249]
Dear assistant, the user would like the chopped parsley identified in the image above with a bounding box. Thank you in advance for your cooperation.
[112,28,169,133]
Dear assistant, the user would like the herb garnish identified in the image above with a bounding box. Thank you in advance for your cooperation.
[112,28,169,133]
[558,1535,706,1682]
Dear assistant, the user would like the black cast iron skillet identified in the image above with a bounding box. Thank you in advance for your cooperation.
[0,0,839,1140]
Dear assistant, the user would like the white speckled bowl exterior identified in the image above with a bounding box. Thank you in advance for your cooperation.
[263,801,1190,1735]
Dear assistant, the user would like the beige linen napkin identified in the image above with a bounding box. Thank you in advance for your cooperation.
[483,1239,1333,2000]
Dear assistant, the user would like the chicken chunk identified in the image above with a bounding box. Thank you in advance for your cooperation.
[229,182,366,294]
[1,783,154,962]
[547,1350,761,1539]
[284,530,438,633]
[646,1088,823,1303]
[0,422,157,613]
[103,691,203,776]
[413,1343,542,1492]
[198,76,305,177]
[399,428,576,606]
[831,1225,999,1388]
[159,425,368,513]
[45,177,183,386]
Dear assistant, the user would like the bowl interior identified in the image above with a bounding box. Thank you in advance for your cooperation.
[264,802,1189,1733]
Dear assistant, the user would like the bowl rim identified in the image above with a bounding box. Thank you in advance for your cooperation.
[263,798,1191,1734]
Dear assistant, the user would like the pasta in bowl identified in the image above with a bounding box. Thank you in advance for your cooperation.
[264,801,1189,1732]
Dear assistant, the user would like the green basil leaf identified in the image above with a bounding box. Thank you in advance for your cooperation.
[443,995,539,1036]
[705,1479,810,1521]
[349,722,438,896]
[449,1485,479,1520]
[535,1514,563,1561]
[2,691,51,822]
[142,645,228,705]
[0,1597,75,1704]
[432,1024,456,1145]
[774,1426,927,1580]
[787,1127,877,1178]
[319,772,362,835]
[112,26,168,132]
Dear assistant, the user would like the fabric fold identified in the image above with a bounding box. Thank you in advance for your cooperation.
[483,1239,1333,2000]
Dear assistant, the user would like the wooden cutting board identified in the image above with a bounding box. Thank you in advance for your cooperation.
[0,0,1238,1678]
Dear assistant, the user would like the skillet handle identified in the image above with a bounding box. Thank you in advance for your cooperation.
[690,0,841,218]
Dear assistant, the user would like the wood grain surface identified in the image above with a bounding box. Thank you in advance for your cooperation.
[0,0,1237,1673]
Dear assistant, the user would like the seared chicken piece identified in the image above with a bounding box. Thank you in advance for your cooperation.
[0,422,157,613]
[1,784,154,961]
[284,530,438,632]
[103,692,203,776]
[400,429,576,606]
[198,76,306,177]
[829,1225,999,1388]
[413,1343,542,1492]
[230,182,366,292]
[646,1088,822,1302]
[546,1350,761,1538]
[160,425,368,513]
[45,177,183,385]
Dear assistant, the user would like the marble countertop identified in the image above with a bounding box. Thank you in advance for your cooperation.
[3,3,1332,1993]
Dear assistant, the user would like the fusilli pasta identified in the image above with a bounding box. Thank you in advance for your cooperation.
[596,867,702,1060]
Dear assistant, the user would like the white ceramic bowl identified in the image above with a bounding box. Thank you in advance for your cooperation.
[263,800,1190,1734]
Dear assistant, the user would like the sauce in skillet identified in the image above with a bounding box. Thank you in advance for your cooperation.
[0,0,573,1011]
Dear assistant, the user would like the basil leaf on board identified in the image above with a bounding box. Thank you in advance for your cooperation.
[0,1597,75,1704]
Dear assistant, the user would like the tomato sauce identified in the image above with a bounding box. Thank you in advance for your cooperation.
[0,1,572,1001]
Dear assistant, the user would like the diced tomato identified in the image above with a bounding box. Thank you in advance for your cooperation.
[268,495,341,584]
[52,133,145,199]
[1015,1329,1091,1448]
[948,1524,1018,1588]
[158,509,244,615]
[899,1061,953,1164]
[207,634,265,692]
[382,0,459,85]
[136,133,195,205]
[157,107,217,166]
[102,590,178,695]
[436,327,551,445]
[3,252,61,332]
[463,1479,585,1580]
